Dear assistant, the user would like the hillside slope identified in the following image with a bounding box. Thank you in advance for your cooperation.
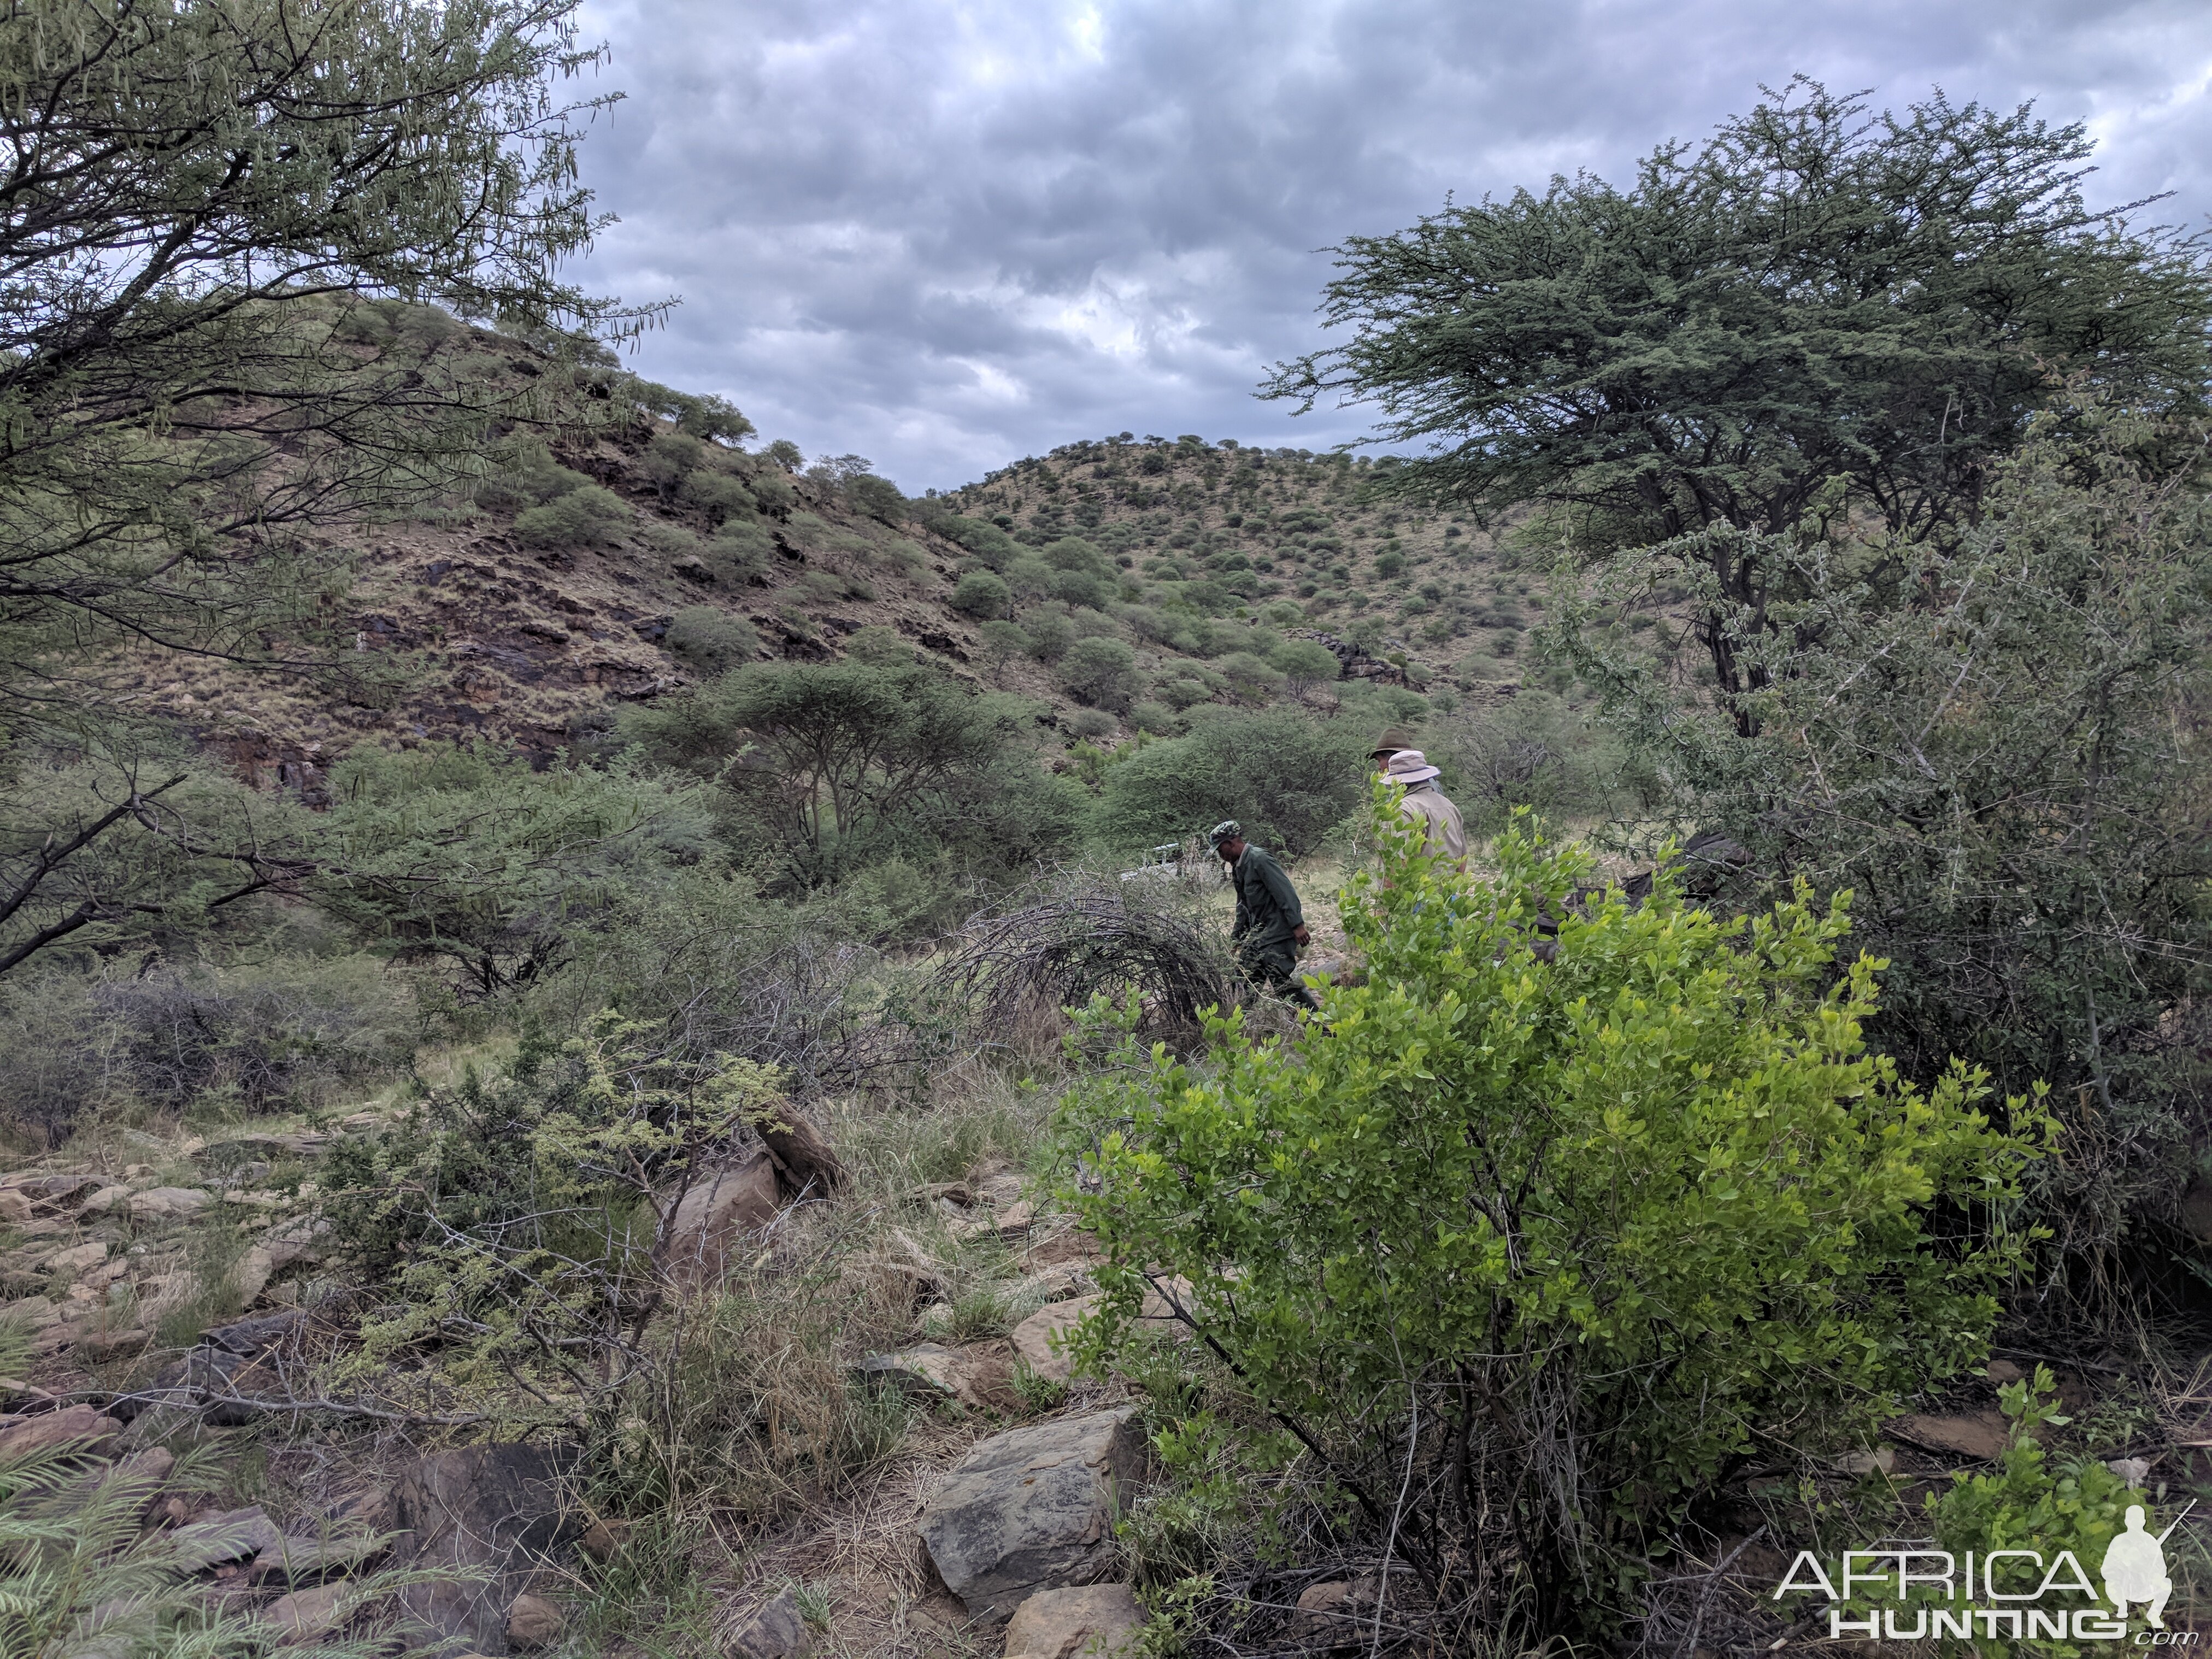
[142,328,1587,798]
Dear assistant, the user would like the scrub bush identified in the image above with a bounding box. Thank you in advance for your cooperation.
[1058,804,2047,1640]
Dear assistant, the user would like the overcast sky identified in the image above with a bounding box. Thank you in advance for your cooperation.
[567,0,2212,494]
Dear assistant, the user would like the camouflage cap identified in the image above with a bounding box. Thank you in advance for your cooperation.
[1207,820,1243,846]
[1369,725,1415,758]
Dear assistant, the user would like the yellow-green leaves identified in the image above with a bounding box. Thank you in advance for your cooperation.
[1056,802,2048,1636]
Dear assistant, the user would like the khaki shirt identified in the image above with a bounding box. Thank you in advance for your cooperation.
[1396,783,1467,868]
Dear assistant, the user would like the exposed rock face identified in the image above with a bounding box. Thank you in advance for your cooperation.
[391,1442,577,1655]
[1003,1584,1145,1659]
[918,1408,1145,1624]
[663,1153,779,1285]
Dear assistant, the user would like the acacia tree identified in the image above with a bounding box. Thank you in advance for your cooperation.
[0,0,651,971]
[1267,79,2212,730]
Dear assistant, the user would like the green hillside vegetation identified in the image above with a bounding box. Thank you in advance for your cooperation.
[2,23,2209,1659]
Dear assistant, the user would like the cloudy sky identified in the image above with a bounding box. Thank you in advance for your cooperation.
[567,0,2212,493]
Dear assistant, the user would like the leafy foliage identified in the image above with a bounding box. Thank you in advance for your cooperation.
[1554,408,2212,1293]
[1089,707,1367,856]
[622,658,1078,899]
[1269,78,2212,711]
[1057,801,2046,1637]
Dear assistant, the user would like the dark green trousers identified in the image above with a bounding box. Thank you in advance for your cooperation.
[1238,942,1318,1011]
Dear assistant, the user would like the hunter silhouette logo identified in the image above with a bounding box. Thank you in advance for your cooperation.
[2107,1505,2177,1628]
[1773,1500,2197,1643]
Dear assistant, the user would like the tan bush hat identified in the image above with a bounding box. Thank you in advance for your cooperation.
[1382,749,1441,785]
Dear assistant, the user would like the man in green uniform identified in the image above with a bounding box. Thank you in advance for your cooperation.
[1209,820,1316,1011]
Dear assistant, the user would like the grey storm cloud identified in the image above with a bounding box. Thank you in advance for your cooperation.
[567,0,2212,491]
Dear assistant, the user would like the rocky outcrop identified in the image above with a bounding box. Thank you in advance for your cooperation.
[918,1408,1145,1624]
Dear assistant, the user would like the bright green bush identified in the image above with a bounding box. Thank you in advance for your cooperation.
[513,482,631,548]
[950,569,1012,619]
[1274,638,1341,697]
[1023,610,1075,664]
[710,519,775,584]
[680,468,757,523]
[643,431,705,497]
[1058,805,2048,1638]
[1087,706,1364,855]
[1213,650,1281,704]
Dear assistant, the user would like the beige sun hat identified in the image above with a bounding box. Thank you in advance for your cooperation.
[1382,749,1441,785]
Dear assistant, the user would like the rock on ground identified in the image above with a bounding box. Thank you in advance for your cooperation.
[391,1442,577,1655]
[664,1153,778,1286]
[729,1586,811,1659]
[919,1407,1145,1625]
[0,1403,120,1460]
[1004,1584,1145,1659]
[504,1591,566,1650]
[129,1186,213,1220]
[263,1581,350,1646]
[1889,1411,2011,1461]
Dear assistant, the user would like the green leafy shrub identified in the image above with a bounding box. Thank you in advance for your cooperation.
[475,443,591,513]
[513,483,631,548]
[622,658,1078,897]
[664,607,759,677]
[950,569,1012,619]
[1023,611,1075,663]
[643,431,705,498]
[1213,651,1281,704]
[1274,638,1341,698]
[1088,707,1365,855]
[680,468,757,523]
[977,619,1029,676]
[1555,407,2212,1304]
[1059,636,1138,712]
[1129,700,1179,737]
[710,520,775,584]
[1057,804,2048,1638]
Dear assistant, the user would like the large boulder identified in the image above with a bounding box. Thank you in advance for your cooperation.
[918,1408,1145,1624]
[1004,1584,1145,1659]
[391,1442,578,1654]
[663,1153,778,1285]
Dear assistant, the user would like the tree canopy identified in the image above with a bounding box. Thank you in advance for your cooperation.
[1268,79,2212,719]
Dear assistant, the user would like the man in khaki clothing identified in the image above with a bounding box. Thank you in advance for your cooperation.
[1379,747,1466,870]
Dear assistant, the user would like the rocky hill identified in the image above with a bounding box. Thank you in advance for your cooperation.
[130,317,1567,803]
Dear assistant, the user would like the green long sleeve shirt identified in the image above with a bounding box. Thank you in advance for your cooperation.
[1229,843,1304,954]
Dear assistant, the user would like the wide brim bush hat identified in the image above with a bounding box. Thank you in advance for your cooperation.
[1208,820,1243,847]
[1383,750,1442,785]
[1369,725,1415,758]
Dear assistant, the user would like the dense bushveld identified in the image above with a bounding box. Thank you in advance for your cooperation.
[1,13,2208,1655]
